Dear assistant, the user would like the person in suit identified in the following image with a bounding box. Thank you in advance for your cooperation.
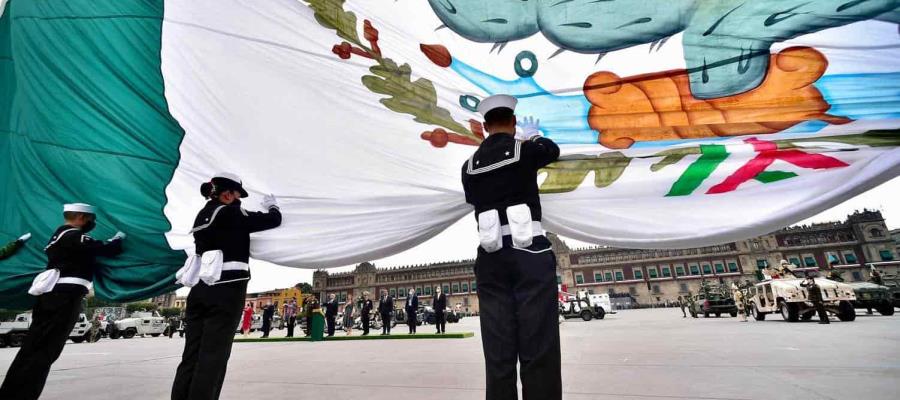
[405,289,419,334]
[324,293,339,336]
[433,286,447,334]
[361,291,373,336]
[261,303,275,338]
[378,289,394,335]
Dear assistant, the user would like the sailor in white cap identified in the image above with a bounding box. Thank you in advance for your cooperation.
[1,203,125,400]
[0,232,31,260]
[461,95,561,400]
[171,173,281,400]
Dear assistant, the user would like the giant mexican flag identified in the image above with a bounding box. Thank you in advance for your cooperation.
[2,0,899,306]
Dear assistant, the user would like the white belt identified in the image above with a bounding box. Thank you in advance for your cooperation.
[500,221,543,237]
[222,261,250,271]
[57,277,92,289]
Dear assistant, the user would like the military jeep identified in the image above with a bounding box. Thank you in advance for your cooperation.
[749,278,856,322]
[847,282,895,315]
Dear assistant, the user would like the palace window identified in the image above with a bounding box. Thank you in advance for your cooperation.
[756,259,767,268]
[870,228,885,238]
[557,275,562,284]
[471,282,477,293]
[675,265,685,276]
[594,271,604,282]
[701,264,712,275]
[389,289,397,298]
[443,285,450,294]
[614,270,624,281]
[399,288,406,298]
[416,287,423,295]
[788,257,801,267]
[633,269,643,280]
[803,256,817,267]
[880,250,894,261]
[452,283,459,293]
[648,267,659,279]
[575,273,585,284]
[661,266,672,278]
[714,263,725,274]
[727,262,739,273]
[689,264,700,275]
[425,286,432,296]
[843,251,858,263]
[605,272,613,282]
[851,271,863,281]
[652,285,661,294]
[679,283,689,293]
[461,283,469,293]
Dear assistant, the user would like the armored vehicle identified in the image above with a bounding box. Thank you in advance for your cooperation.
[847,282,894,315]
[749,278,856,322]
[692,281,738,318]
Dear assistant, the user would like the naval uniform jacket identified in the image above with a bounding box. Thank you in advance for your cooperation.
[461,133,560,225]
[44,225,123,294]
[191,199,282,284]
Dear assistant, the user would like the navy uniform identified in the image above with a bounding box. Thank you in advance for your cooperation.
[171,173,281,400]
[461,95,561,400]
[1,203,124,400]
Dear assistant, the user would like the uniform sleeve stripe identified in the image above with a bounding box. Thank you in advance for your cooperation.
[190,205,227,233]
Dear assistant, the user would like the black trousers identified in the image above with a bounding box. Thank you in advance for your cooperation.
[171,280,247,400]
[814,301,830,323]
[326,315,336,335]
[286,316,295,337]
[305,315,313,336]
[435,310,446,333]
[474,236,562,400]
[0,289,84,400]
[261,318,271,337]
[406,309,417,333]
[381,312,392,334]
[362,313,370,335]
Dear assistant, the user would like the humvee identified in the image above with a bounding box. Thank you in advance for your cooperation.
[749,278,856,322]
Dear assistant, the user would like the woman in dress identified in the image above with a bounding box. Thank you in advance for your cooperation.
[241,302,253,337]
[342,297,355,335]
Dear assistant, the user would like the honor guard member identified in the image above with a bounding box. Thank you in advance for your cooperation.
[171,173,281,400]
[461,94,561,400]
[0,203,124,400]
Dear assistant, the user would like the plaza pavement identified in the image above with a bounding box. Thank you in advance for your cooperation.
[1,308,898,399]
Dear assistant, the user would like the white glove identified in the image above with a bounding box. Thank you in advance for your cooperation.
[110,231,127,241]
[17,232,32,243]
[515,116,541,141]
[261,194,279,210]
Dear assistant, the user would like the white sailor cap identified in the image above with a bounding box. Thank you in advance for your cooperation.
[63,203,96,214]
[477,94,517,117]
[211,172,248,198]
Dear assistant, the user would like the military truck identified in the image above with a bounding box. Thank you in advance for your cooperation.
[110,311,166,339]
[880,273,900,308]
[0,312,95,347]
[558,291,607,321]
[692,281,738,318]
[847,282,895,315]
[749,278,856,322]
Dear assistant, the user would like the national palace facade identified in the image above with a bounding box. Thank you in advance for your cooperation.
[312,210,900,312]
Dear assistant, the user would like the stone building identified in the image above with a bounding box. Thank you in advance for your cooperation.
[311,210,899,310]
[150,292,177,308]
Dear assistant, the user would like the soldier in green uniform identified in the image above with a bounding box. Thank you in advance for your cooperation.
[823,260,844,282]
[89,315,102,343]
[869,266,884,286]
[800,274,829,324]
[685,291,698,318]
[0,233,31,260]
[677,296,686,318]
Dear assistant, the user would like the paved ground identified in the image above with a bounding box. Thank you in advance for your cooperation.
[1,308,898,400]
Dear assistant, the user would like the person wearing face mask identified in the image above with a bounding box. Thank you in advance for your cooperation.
[0,203,125,400]
[171,173,281,400]
[433,286,447,334]
[405,288,419,334]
